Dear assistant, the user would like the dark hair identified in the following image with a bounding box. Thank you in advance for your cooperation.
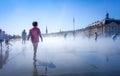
[32,21,38,26]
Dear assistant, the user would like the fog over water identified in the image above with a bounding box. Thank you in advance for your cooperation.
[0,36,120,76]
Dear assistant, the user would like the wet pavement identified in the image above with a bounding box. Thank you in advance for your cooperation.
[0,37,120,76]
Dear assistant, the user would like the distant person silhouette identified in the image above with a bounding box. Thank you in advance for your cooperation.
[95,32,98,41]
[22,29,27,44]
[112,34,118,41]
[64,33,67,39]
[27,21,43,60]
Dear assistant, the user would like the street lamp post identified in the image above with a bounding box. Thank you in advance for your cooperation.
[73,17,75,38]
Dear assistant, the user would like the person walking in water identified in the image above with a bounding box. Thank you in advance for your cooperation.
[22,29,27,44]
[112,33,118,41]
[27,21,43,60]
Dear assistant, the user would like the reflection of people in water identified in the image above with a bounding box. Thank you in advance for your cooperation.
[3,49,9,64]
[22,46,26,57]
[0,48,9,69]
[33,55,48,76]
[0,48,3,69]
[33,56,38,76]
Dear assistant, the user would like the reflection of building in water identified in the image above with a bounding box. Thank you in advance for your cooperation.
[83,13,120,37]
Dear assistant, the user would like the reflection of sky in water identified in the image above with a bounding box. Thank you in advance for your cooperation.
[0,37,120,76]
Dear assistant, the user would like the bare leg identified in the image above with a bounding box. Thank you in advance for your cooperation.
[0,43,2,50]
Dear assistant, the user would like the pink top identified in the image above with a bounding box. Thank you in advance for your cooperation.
[29,27,41,43]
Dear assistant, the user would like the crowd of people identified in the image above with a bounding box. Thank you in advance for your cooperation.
[0,29,12,49]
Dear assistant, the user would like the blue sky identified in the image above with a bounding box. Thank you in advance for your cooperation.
[0,0,120,35]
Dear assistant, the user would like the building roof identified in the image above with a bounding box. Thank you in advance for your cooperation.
[86,13,120,28]
[104,19,120,24]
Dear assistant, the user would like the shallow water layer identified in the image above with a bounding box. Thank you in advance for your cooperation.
[0,37,120,76]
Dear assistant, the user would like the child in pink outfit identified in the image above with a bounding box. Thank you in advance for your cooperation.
[28,21,43,59]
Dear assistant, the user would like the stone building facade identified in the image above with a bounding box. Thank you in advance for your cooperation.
[84,13,120,37]
[43,13,120,38]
